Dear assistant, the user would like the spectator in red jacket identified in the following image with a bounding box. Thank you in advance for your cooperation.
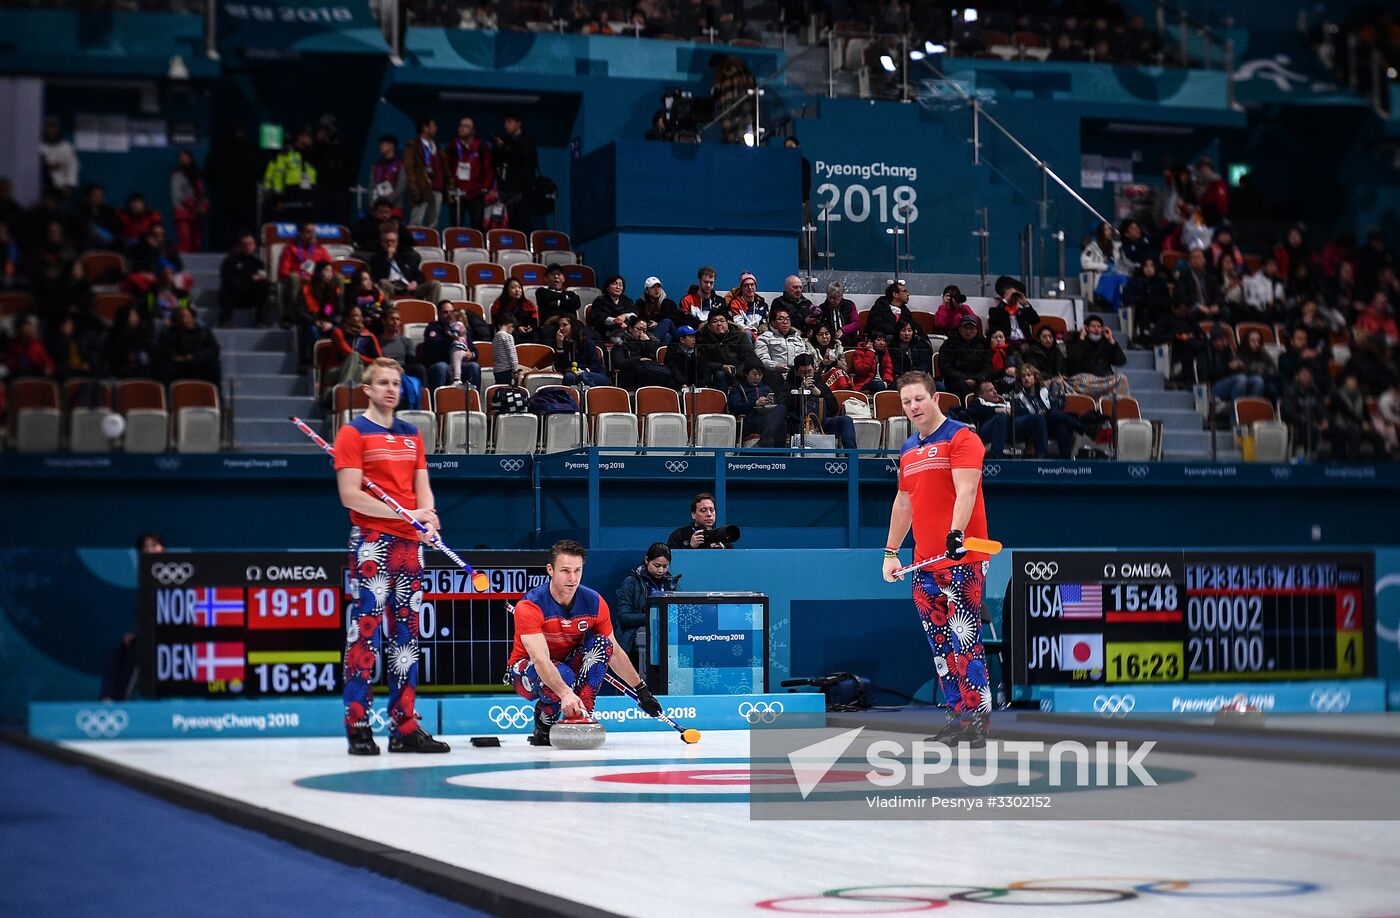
[1193,156,1229,225]
[1355,291,1399,347]
[4,315,55,377]
[849,331,894,393]
[116,193,162,251]
[445,117,495,230]
[932,284,976,335]
[276,222,330,325]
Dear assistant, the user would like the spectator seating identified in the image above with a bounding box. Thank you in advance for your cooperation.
[636,386,686,447]
[333,257,368,281]
[497,250,536,273]
[833,390,883,450]
[116,379,169,453]
[1235,321,1275,344]
[450,246,491,271]
[493,403,539,454]
[530,230,570,255]
[263,223,350,273]
[537,386,586,453]
[1233,397,1275,428]
[405,225,441,250]
[516,343,554,371]
[510,263,549,287]
[1251,420,1291,463]
[912,313,938,335]
[332,384,370,431]
[487,229,529,258]
[170,379,221,453]
[80,250,127,289]
[572,287,602,314]
[1199,321,1236,348]
[394,299,436,324]
[435,385,487,455]
[1100,395,1141,420]
[421,261,465,299]
[0,291,35,316]
[465,262,506,302]
[313,338,343,398]
[935,392,961,414]
[11,378,61,452]
[562,265,596,289]
[1115,418,1155,461]
[65,378,113,452]
[94,292,134,322]
[1034,316,1069,339]
[453,301,486,320]
[1063,394,1096,416]
[444,227,484,251]
[584,386,637,447]
[873,389,910,449]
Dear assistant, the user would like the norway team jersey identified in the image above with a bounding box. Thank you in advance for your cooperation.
[899,419,989,569]
[333,415,426,540]
[508,582,614,666]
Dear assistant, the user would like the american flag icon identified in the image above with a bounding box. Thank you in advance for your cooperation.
[1058,583,1103,618]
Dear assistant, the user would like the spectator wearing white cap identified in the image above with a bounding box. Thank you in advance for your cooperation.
[636,275,684,345]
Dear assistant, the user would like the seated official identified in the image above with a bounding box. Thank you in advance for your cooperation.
[667,492,735,549]
[614,543,681,663]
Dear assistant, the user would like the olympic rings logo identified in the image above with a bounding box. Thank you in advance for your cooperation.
[75,709,129,738]
[824,462,848,475]
[1308,688,1351,713]
[367,708,389,730]
[1092,694,1136,716]
[1022,561,1059,581]
[498,458,526,472]
[488,704,535,728]
[982,463,1001,477]
[755,877,1321,913]
[665,461,690,473]
[154,457,182,472]
[1127,465,1150,479]
[739,701,784,724]
[150,562,195,585]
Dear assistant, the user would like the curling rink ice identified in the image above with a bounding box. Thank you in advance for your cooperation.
[60,729,1400,918]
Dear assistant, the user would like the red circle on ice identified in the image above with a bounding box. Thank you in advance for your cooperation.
[592,768,870,786]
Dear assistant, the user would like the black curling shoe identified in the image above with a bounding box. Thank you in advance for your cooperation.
[389,727,451,753]
[347,727,380,756]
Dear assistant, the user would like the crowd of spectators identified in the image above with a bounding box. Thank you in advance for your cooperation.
[0,162,223,395]
[1081,155,1400,460]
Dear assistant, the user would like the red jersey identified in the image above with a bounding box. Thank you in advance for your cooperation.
[898,419,989,570]
[333,415,426,540]
[508,583,613,666]
[277,242,330,280]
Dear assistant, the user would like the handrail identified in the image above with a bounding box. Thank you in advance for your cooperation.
[914,57,1114,231]
[697,38,823,140]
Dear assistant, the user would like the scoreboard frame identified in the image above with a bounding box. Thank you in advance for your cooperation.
[1005,550,1376,701]
[140,550,548,699]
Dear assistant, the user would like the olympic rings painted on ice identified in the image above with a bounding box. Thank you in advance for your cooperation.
[150,562,195,585]
[738,701,784,724]
[1022,561,1059,581]
[755,877,1322,913]
[75,709,129,738]
[488,704,535,728]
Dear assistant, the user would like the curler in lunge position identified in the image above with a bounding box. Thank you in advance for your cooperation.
[506,540,661,746]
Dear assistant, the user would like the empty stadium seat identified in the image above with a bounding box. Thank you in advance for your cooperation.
[487,229,529,257]
[694,413,737,448]
[1251,420,1290,463]
[117,379,169,453]
[1115,419,1155,461]
[510,263,549,287]
[394,299,436,324]
[405,226,441,250]
[444,227,485,251]
[644,413,688,448]
[563,265,597,288]
[496,250,536,273]
[420,261,462,286]
[450,247,491,271]
[883,416,911,448]
[525,372,564,395]
[531,230,571,257]
[1100,396,1140,420]
[68,407,112,452]
[494,413,539,454]
[171,379,221,453]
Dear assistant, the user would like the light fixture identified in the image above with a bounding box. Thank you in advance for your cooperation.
[742,129,756,147]
[963,8,978,23]
[167,55,190,81]
[879,54,896,73]
[910,50,925,61]
[927,42,947,54]
[1389,66,1398,80]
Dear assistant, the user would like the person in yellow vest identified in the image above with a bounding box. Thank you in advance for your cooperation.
[263,127,318,220]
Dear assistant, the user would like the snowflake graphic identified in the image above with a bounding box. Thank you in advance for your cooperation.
[730,642,746,657]
[724,677,752,694]
[386,643,420,679]
[677,604,705,629]
[357,539,387,568]
[949,608,980,650]
[694,667,721,690]
[363,574,390,610]
[578,639,608,675]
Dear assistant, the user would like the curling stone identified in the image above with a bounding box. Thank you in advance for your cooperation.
[550,717,606,750]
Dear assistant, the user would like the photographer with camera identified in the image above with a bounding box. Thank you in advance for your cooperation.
[615,542,682,662]
[667,492,739,549]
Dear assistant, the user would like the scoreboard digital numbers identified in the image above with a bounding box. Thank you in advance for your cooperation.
[141,551,547,698]
[1007,551,1375,694]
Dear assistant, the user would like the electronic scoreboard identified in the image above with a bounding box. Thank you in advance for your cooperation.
[1007,551,1375,696]
[141,551,547,698]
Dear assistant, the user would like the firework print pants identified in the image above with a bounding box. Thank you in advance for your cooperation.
[913,561,992,733]
[343,527,424,736]
[509,632,613,725]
